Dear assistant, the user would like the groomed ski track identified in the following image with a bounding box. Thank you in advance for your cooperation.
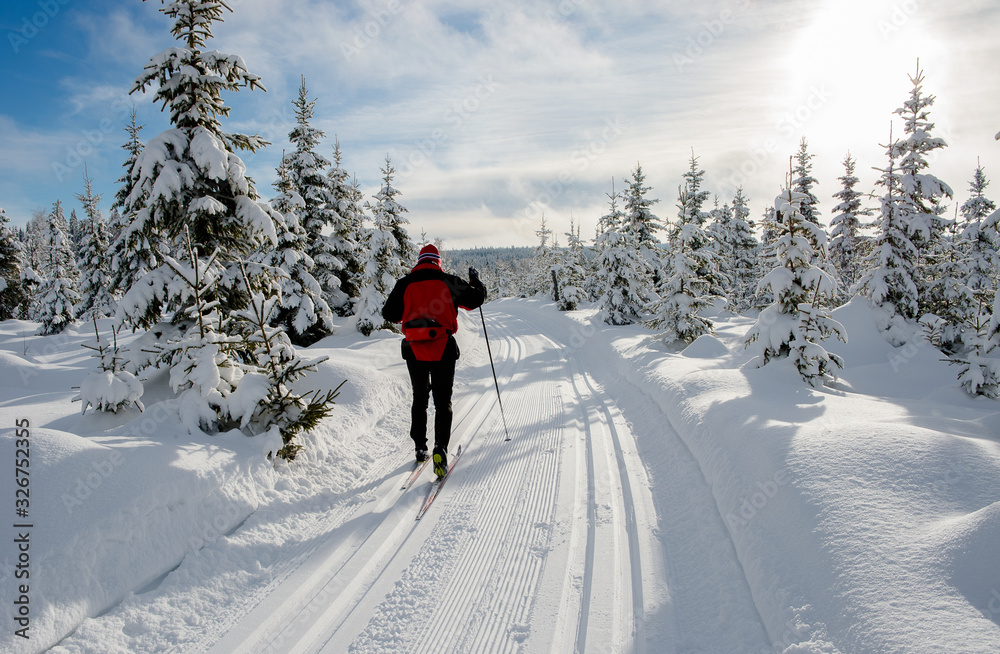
[56,299,772,653]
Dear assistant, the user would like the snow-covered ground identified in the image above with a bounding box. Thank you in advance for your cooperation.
[1,298,999,653]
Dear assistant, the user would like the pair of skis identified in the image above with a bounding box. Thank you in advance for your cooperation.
[400,445,463,520]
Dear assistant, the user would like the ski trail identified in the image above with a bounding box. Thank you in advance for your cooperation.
[207,320,523,654]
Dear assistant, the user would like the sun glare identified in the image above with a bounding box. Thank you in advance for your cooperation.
[779,0,946,144]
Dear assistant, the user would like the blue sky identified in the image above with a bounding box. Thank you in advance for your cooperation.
[2,0,999,248]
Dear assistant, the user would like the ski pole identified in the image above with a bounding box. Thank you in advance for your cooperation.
[480,306,511,441]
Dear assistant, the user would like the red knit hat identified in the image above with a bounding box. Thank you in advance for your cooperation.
[417,243,441,265]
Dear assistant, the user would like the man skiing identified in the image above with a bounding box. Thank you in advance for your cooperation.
[382,244,487,478]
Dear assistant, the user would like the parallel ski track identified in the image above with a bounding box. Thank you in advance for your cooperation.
[211,305,660,654]
[206,318,524,654]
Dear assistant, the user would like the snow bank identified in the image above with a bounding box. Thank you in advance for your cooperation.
[503,297,1000,653]
[576,297,1000,653]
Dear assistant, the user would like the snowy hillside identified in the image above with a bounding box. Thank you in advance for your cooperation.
[1,298,999,653]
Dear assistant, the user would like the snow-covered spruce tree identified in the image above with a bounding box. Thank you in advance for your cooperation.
[531,214,557,298]
[76,317,144,415]
[0,207,27,321]
[647,183,719,344]
[283,78,351,316]
[260,156,335,346]
[75,168,117,320]
[622,163,664,288]
[792,137,821,225]
[856,128,921,342]
[365,156,414,280]
[108,107,161,300]
[892,63,953,320]
[354,184,404,336]
[829,153,870,296]
[745,180,846,388]
[118,0,276,332]
[595,179,651,325]
[728,187,760,313]
[752,205,780,309]
[230,264,342,460]
[326,137,364,308]
[36,201,80,334]
[950,288,1000,399]
[959,162,998,304]
[556,217,588,311]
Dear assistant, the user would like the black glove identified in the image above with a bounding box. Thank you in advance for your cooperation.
[468,266,480,281]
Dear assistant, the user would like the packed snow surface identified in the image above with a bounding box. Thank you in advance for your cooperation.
[1,297,998,653]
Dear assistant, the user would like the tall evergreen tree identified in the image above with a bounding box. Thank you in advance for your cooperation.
[710,188,758,312]
[531,214,556,298]
[595,179,650,325]
[622,162,663,286]
[829,153,870,295]
[37,201,80,334]
[792,137,821,225]
[117,0,277,331]
[108,107,162,300]
[892,63,953,320]
[261,157,336,345]
[365,156,413,280]
[0,207,27,321]
[959,161,998,304]
[327,137,364,307]
[354,211,401,337]
[556,217,588,311]
[283,77,351,315]
[745,179,846,388]
[75,168,117,319]
[647,182,718,344]
[857,128,921,342]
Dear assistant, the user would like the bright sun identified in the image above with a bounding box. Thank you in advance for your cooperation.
[779,0,947,143]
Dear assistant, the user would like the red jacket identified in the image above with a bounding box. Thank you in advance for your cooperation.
[381,262,487,361]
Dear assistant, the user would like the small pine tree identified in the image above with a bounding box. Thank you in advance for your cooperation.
[531,214,556,298]
[75,168,117,319]
[745,174,846,387]
[231,264,343,460]
[76,317,145,415]
[950,288,1000,399]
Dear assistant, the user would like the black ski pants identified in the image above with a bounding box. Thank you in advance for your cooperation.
[405,356,456,452]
